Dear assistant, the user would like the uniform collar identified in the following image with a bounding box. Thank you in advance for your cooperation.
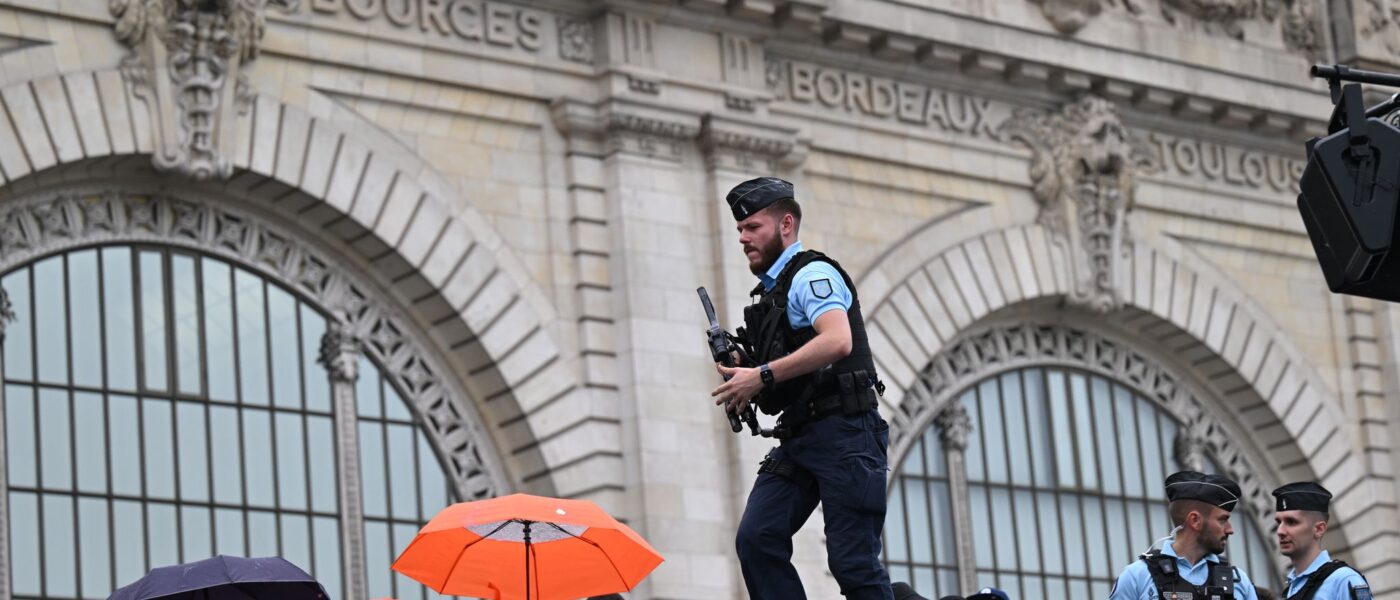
[759,240,803,291]
[1164,538,1222,568]
[1287,550,1331,583]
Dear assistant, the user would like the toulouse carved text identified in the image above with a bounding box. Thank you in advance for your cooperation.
[1149,133,1303,193]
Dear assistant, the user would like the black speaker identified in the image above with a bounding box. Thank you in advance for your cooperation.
[1299,66,1400,302]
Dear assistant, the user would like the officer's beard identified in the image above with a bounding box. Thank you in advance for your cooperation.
[1202,530,1229,556]
[747,234,785,275]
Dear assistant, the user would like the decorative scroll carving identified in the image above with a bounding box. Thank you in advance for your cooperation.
[1001,96,1158,313]
[0,190,501,501]
[1030,0,1323,58]
[110,0,297,180]
[895,323,1277,534]
[319,317,363,383]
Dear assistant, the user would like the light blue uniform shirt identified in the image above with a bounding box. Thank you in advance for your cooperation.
[1109,541,1258,600]
[1284,551,1369,600]
[758,241,852,329]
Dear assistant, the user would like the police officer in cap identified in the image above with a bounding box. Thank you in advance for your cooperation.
[711,177,893,600]
[1109,471,1260,599]
[1273,482,1371,600]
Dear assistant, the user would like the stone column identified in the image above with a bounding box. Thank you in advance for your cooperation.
[935,402,977,593]
[319,318,366,600]
[0,288,15,600]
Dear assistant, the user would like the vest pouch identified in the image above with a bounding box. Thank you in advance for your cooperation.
[837,370,874,414]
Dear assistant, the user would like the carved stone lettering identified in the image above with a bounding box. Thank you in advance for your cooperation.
[307,0,548,52]
[1149,133,1304,193]
[772,59,1006,139]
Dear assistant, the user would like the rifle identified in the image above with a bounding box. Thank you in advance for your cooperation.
[697,287,764,436]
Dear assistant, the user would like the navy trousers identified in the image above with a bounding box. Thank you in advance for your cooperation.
[736,409,894,600]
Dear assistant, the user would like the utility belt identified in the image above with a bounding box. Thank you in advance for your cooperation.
[769,368,884,439]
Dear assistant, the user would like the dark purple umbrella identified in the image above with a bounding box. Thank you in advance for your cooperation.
[106,555,329,600]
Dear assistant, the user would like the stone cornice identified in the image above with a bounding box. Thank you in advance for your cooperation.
[699,113,806,170]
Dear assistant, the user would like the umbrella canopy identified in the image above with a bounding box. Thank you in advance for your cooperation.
[393,493,663,600]
[107,555,328,600]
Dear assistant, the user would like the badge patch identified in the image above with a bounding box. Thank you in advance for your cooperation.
[810,278,833,299]
[1353,585,1373,600]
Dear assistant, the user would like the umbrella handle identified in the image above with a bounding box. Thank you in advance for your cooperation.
[523,521,531,600]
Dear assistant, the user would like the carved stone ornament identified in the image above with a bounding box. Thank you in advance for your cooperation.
[1001,96,1159,313]
[933,402,972,452]
[110,0,298,180]
[1030,0,1109,35]
[1174,425,1208,472]
[896,323,1278,537]
[318,316,362,383]
[0,189,502,501]
[1030,0,1323,58]
[557,16,595,64]
[700,114,801,172]
[0,287,14,341]
[1361,0,1400,55]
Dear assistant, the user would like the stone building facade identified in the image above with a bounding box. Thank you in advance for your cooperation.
[0,0,1398,598]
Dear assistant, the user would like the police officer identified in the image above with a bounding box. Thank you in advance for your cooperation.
[1273,482,1371,600]
[710,177,893,600]
[1109,471,1260,600]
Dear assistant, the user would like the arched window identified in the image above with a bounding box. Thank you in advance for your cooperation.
[1,245,457,600]
[885,365,1282,599]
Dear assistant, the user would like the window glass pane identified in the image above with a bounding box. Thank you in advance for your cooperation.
[1037,492,1063,573]
[209,405,243,504]
[39,388,72,490]
[143,398,176,500]
[394,523,426,600]
[1014,491,1039,571]
[1059,496,1086,577]
[102,248,137,391]
[314,517,343,600]
[34,255,68,385]
[74,392,107,494]
[147,502,179,569]
[139,251,168,392]
[417,434,447,519]
[78,497,112,598]
[969,485,993,569]
[384,377,412,421]
[112,500,145,588]
[365,521,393,599]
[961,390,983,481]
[1092,377,1122,496]
[1138,406,1167,503]
[248,510,279,557]
[309,415,338,513]
[1069,373,1097,491]
[1081,496,1110,579]
[177,402,209,502]
[905,476,932,564]
[885,480,908,563]
[1113,384,1144,497]
[1023,369,1052,486]
[215,508,245,557]
[4,269,32,380]
[109,394,142,496]
[6,385,36,487]
[977,379,1007,484]
[172,254,202,395]
[360,421,388,518]
[281,514,312,579]
[39,499,76,594]
[69,249,102,388]
[1002,372,1031,487]
[990,487,1017,571]
[357,357,381,418]
[235,269,269,405]
[388,423,419,520]
[276,412,308,511]
[10,492,41,595]
[202,259,236,402]
[1046,370,1076,489]
[242,408,275,507]
[268,285,300,409]
[930,480,955,565]
[301,305,330,413]
[181,505,212,563]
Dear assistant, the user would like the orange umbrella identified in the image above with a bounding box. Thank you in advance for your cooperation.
[392,493,663,600]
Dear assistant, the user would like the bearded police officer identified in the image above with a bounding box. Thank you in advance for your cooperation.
[1109,471,1260,600]
[1273,482,1371,600]
[710,177,893,600]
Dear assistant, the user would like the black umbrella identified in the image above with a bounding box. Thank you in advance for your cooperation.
[106,555,329,600]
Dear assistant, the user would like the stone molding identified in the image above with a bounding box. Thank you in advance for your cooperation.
[699,114,805,172]
[897,322,1277,539]
[0,188,505,502]
[110,0,298,180]
[1001,95,1160,313]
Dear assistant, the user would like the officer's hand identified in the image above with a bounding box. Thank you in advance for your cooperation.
[712,364,760,414]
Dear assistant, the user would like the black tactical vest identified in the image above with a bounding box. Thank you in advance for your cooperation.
[1285,561,1360,600]
[1140,551,1237,600]
[741,250,882,423]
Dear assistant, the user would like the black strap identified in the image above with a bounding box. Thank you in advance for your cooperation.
[1141,551,1235,599]
[1287,561,1350,600]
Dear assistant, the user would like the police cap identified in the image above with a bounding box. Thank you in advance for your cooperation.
[1165,470,1241,512]
[967,588,1010,600]
[726,177,794,221]
[1272,481,1332,513]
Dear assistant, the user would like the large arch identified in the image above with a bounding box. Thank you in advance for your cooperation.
[854,209,1399,584]
[0,69,595,499]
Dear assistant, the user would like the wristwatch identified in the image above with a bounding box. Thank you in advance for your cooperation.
[759,363,775,389]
